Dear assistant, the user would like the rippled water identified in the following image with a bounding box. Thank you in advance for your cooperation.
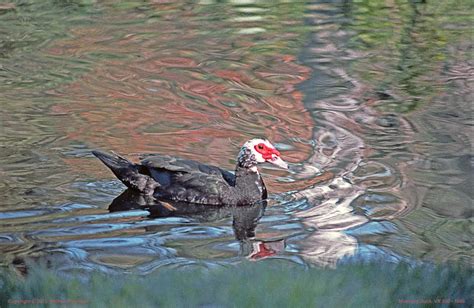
[0,0,472,274]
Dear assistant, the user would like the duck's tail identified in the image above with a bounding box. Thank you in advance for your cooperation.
[92,151,158,194]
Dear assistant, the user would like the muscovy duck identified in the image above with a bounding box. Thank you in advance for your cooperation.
[92,138,288,206]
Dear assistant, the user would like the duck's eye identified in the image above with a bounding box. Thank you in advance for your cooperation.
[258,144,264,150]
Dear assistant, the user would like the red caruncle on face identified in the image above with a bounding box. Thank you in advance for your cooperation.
[254,143,280,160]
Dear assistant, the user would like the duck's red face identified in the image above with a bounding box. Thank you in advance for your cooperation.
[254,142,280,160]
[243,138,288,169]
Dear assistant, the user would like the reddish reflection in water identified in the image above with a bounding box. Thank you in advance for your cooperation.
[47,4,314,193]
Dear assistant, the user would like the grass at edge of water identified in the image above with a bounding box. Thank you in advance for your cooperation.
[0,260,472,307]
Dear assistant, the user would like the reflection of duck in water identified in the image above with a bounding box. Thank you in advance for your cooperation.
[93,138,288,206]
[109,189,285,259]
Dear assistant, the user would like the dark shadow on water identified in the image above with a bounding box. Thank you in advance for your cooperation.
[110,190,285,260]
[109,189,280,245]
[10,190,286,277]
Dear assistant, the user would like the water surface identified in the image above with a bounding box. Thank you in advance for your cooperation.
[0,0,471,274]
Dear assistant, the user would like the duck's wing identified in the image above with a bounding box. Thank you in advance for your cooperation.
[140,155,235,205]
[140,155,235,184]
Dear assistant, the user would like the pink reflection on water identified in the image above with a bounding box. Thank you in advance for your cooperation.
[47,7,314,194]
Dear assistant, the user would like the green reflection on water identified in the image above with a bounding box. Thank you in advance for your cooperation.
[348,0,472,113]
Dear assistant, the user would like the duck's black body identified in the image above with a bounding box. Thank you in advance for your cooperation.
[92,138,288,206]
[92,151,267,206]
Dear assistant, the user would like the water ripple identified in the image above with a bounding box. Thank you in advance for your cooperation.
[0,0,471,272]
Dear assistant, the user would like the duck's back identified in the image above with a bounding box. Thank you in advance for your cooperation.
[92,151,268,206]
[140,155,236,204]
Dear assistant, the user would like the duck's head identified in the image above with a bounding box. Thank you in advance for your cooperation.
[237,138,288,170]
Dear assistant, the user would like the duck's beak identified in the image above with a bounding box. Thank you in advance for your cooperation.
[268,155,289,169]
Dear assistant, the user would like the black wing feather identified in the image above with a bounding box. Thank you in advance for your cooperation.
[140,154,235,205]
